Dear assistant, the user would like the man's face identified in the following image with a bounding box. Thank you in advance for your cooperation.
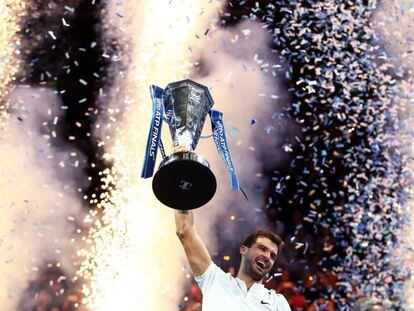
[240,237,278,281]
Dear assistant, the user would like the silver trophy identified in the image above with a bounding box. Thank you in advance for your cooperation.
[152,79,217,210]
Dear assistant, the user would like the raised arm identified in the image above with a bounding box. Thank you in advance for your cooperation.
[175,210,212,276]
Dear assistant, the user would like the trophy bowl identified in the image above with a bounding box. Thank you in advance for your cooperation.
[152,151,216,210]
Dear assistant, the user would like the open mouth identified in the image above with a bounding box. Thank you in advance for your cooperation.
[255,259,268,270]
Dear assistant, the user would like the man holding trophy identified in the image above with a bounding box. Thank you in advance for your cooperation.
[142,80,291,310]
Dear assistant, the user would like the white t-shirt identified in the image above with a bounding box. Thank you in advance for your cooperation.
[194,262,291,311]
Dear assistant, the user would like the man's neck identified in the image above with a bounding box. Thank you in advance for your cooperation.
[236,271,261,290]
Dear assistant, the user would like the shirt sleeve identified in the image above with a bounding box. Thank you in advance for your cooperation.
[274,294,291,311]
[194,261,224,293]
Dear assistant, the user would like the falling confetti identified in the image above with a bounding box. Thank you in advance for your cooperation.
[245,0,414,308]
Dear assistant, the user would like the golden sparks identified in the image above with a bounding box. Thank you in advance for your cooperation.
[0,0,25,118]
[76,1,220,310]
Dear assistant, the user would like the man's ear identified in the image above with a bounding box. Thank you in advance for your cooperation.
[240,245,248,255]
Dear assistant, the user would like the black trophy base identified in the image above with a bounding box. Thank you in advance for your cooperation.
[152,152,216,210]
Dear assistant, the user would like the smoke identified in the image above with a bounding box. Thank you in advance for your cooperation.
[0,86,85,309]
[76,1,225,310]
[190,19,290,259]
[373,1,414,306]
[373,0,414,70]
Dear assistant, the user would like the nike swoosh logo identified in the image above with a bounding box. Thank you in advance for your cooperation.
[260,300,270,305]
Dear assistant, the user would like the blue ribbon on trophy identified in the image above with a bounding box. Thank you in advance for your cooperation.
[141,79,246,210]
[210,109,248,200]
[209,110,239,191]
[141,85,165,178]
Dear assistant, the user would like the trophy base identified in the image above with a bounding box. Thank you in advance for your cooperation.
[152,152,216,210]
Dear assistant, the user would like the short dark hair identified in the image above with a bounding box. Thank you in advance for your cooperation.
[242,230,284,252]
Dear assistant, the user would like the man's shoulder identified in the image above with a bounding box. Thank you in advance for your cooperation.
[274,292,288,301]
[209,262,228,276]
[270,290,291,310]
[195,261,227,280]
[194,262,233,292]
[264,288,290,303]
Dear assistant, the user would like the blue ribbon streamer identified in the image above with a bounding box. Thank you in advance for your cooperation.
[210,109,247,199]
[141,85,165,178]
[159,140,166,160]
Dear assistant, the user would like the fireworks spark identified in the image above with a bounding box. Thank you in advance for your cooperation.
[77,1,221,310]
[0,0,26,118]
